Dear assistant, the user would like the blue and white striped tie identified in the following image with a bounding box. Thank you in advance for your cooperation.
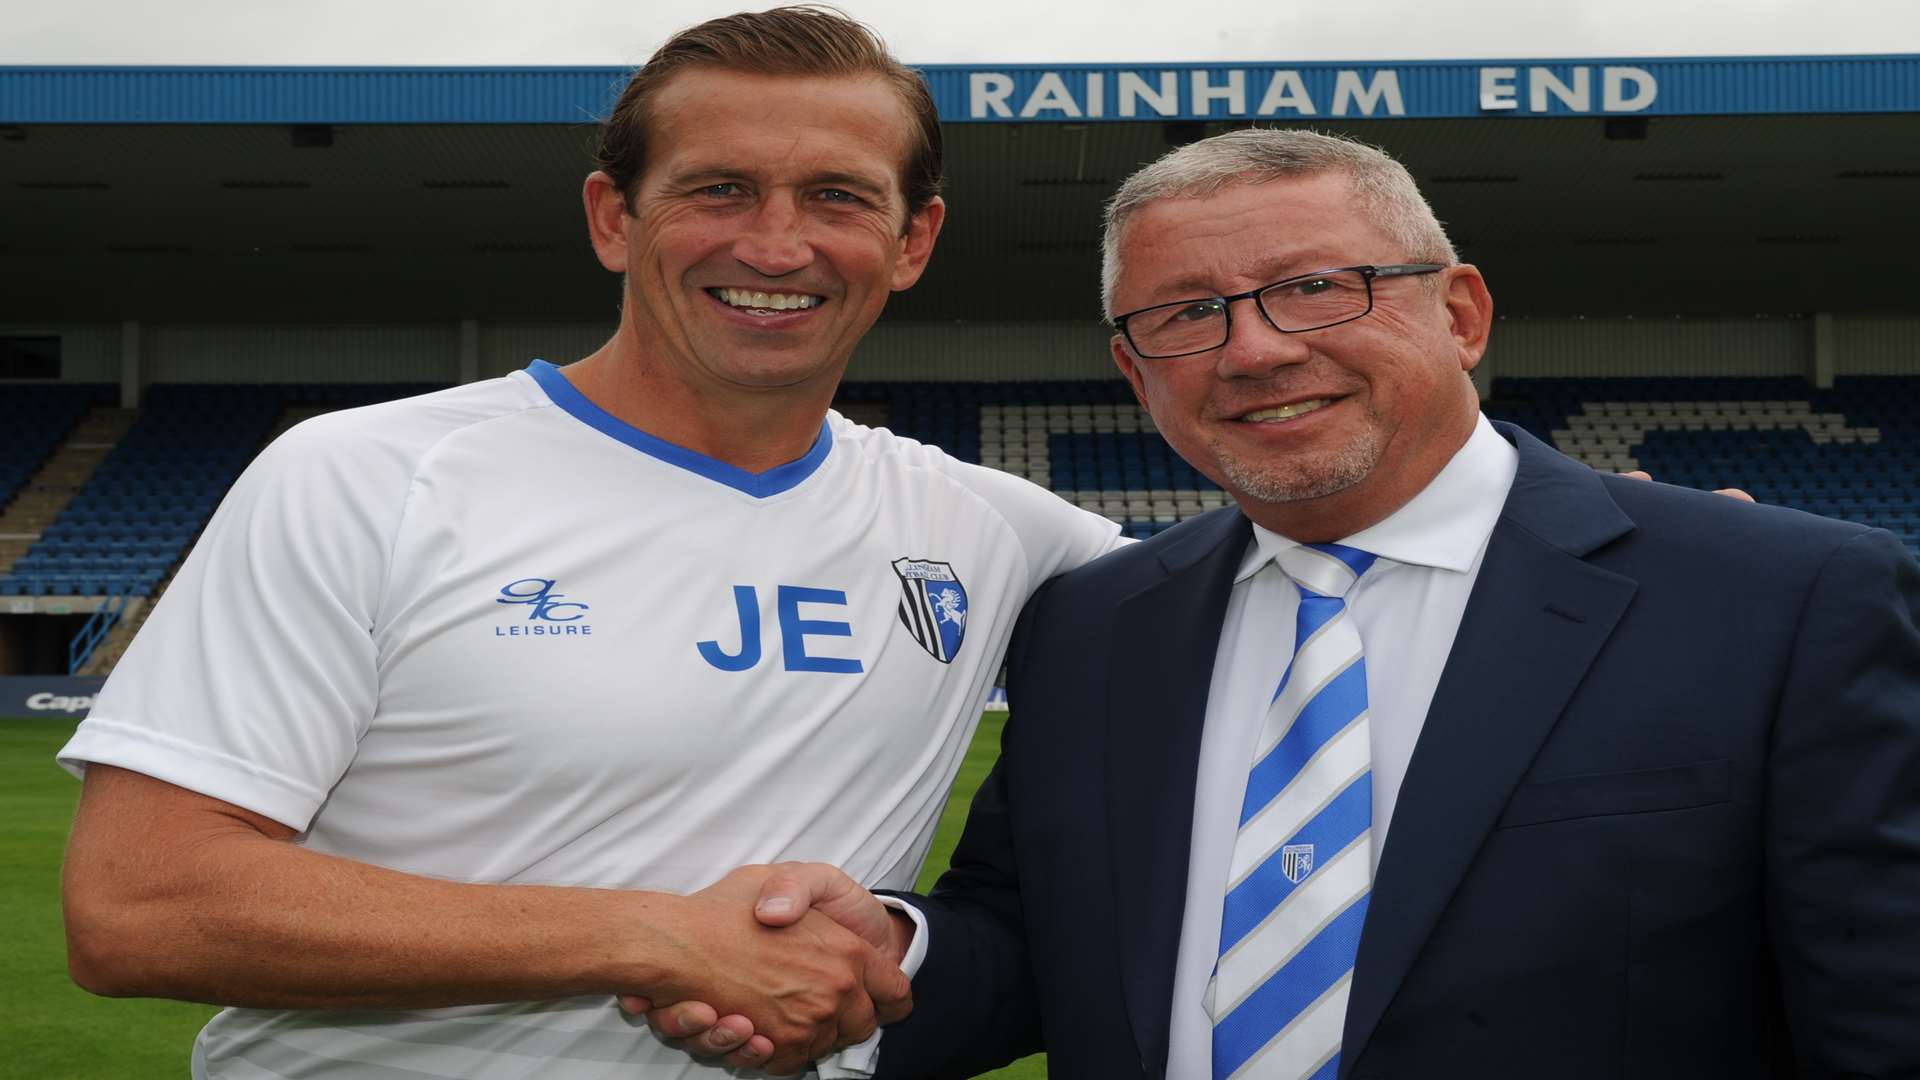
[1209,541,1378,1080]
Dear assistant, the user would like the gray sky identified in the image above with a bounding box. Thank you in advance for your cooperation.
[3,0,1917,66]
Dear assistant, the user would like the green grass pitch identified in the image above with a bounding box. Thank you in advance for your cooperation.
[0,713,1045,1079]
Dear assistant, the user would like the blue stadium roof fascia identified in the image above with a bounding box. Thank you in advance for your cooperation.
[1,53,1916,125]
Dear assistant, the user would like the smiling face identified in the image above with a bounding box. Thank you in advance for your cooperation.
[1108,171,1492,539]
[587,67,943,402]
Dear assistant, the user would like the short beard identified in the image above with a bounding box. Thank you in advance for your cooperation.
[1213,430,1381,503]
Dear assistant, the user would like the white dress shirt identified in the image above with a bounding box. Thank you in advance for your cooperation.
[1164,415,1518,1074]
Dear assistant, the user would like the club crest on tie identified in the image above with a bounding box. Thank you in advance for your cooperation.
[892,557,968,663]
[1281,843,1315,884]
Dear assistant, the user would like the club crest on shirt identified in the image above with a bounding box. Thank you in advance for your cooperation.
[893,557,967,664]
[1281,843,1315,884]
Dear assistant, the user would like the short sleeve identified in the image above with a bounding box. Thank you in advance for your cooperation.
[57,415,413,831]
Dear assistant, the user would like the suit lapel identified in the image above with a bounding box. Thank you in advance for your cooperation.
[1341,426,1640,1072]
[1106,508,1250,1079]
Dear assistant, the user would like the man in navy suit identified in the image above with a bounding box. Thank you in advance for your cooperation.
[664,129,1920,1077]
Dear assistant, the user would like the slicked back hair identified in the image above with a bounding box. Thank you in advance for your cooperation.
[1100,128,1457,320]
[594,5,943,223]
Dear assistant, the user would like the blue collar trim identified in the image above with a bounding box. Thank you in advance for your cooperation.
[525,359,833,498]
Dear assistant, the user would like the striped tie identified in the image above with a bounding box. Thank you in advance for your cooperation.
[1210,541,1378,1080]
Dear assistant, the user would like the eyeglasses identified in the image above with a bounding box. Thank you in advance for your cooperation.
[1110,263,1447,360]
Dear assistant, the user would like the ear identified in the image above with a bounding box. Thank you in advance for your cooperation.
[889,196,947,292]
[1110,334,1152,413]
[583,170,632,273]
[1442,263,1495,373]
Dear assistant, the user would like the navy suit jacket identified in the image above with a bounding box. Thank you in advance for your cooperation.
[878,423,1920,1080]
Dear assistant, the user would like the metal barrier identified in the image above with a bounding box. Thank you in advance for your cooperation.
[67,579,132,676]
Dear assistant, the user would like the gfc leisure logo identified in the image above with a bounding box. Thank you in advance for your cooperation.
[494,578,593,638]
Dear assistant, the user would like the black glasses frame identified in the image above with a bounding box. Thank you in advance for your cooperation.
[1110,263,1448,359]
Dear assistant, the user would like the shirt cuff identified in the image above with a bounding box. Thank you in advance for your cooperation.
[878,895,929,979]
[815,896,929,1078]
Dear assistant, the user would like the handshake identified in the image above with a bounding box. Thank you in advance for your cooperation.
[626,862,915,1075]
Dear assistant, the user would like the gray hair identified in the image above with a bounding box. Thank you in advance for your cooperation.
[1099,128,1458,321]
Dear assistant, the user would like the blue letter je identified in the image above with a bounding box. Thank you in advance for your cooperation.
[778,585,863,674]
[697,586,761,671]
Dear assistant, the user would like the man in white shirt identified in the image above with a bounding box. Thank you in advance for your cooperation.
[55,8,1122,1078]
[717,129,1920,1078]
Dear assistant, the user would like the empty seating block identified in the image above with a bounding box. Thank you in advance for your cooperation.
[0,381,443,598]
[839,380,1219,538]
[1488,375,1919,555]
[10,373,1910,602]
[0,384,114,512]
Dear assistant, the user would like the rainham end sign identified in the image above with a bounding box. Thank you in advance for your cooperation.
[960,64,1659,121]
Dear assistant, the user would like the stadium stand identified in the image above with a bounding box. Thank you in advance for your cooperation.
[1487,376,1920,553]
[0,388,102,506]
[3,382,448,599]
[6,385,287,599]
[0,384,117,561]
[3,373,1914,675]
[843,379,1229,539]
[858,374,1919,549]
[0,383,443,673]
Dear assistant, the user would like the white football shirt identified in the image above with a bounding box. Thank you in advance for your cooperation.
[60,360,1123,1079]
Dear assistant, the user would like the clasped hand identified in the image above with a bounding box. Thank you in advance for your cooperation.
[623,863,912,1074]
